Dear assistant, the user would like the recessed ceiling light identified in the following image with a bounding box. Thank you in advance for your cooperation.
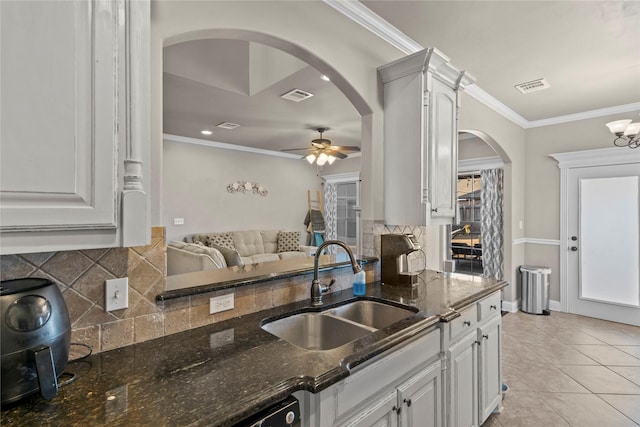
[320,74,330,82]
[201,130,212,135]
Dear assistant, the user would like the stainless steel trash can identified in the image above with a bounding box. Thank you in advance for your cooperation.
[519,265,551,315]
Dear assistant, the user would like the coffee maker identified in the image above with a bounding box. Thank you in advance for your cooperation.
[381,233,422,286]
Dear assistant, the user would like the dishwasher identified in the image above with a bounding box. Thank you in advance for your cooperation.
[236,396,301,427]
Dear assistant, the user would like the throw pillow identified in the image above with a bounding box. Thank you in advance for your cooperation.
[277,231,300,253]
[206,233,235,250]
[210,243,242,266]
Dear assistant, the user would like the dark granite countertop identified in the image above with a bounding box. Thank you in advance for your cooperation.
[159,256,379,301]
[1,270,507,426]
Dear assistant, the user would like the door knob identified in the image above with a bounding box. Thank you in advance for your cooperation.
[570,246,578,251]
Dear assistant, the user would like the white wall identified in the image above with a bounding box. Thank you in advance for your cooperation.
[163,140,322,242]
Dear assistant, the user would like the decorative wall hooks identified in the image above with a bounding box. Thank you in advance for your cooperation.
[226,181,268,196]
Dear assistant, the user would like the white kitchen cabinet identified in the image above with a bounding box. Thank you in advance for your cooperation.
[378,48,475,226]
[397,360,442,427]
[478,316,502,423]
[301,328,442,427]
[447,330,478,427]
[0,0,150,254]
[444,291,502,427]
[344,360,442,427]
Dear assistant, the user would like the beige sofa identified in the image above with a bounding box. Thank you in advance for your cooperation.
[167,230,316,276]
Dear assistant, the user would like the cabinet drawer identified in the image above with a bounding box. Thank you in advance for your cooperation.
[449,305,477,342]
[478,292,501,322]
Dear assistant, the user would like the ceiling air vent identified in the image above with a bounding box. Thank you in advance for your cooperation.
[280,89,314,102]
[514,78,550,94]
[216,122,240,130]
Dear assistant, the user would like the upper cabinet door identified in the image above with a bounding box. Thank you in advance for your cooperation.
[379,48,474,227]
[1,0,117,230]
[428,77,458,220]
[0,0,150,254]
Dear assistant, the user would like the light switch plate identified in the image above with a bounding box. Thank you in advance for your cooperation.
[105,278,129,311]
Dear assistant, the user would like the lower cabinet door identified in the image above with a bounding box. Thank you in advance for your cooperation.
[478,316,502,424]
[398,360,442,427]
[448,332,478,427]
[342,390,398,427]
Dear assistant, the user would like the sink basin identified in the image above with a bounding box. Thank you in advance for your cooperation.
[327,300,417,329]
[261,300,418,351]
[261,313,374,351]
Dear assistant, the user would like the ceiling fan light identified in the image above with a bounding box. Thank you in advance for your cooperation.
[317,152,328,166]
[623,122,640,137]
[327,155,336,165]
[606,119,632,136]
[306,154,316,164]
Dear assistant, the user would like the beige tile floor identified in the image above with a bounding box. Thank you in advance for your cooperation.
[484,311,640,427]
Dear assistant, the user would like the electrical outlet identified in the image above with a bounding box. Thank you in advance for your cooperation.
[210,294,234,314]
[173,217,184,225]
[105,278,129,311]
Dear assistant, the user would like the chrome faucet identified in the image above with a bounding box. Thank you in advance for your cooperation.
[311,240,362,306]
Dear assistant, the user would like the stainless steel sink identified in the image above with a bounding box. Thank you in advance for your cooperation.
[261,313,374,351]
[261,300,418,351]
[327,300,417,329]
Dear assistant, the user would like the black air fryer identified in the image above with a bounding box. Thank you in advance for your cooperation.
[1,278,71,405]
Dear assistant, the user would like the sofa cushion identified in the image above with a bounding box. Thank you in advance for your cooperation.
[210,243,242,266]
[278,251,307,260]
[277,231,300,253]
[260,230,279,254]
[232,230,265,257]
[244,253,280,264]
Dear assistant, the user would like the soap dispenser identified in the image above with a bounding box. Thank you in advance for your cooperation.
[352,263,366,296]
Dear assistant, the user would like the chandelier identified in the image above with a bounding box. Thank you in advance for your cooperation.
[606,114,640,148]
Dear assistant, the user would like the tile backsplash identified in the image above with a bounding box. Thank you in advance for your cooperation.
[1,227,167,356]
[362,220,429,273]
[0,227,377,356]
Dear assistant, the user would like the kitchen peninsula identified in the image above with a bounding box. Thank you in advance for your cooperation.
[1,270,507,427]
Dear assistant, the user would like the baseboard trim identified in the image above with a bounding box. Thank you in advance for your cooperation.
[501,299,520,313]
[502,299,562,313]
[549,299,562,312]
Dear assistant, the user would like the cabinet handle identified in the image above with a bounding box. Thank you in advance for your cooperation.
[404,398,412,407]
[463,320,471,327]
[431,208,438,213]
[392,405,401,414]
[475,340,481,345]
[482,334,489,340]
[490,305,497,310]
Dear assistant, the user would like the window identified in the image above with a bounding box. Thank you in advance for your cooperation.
[336,182,358,246]
[451,173,483,276]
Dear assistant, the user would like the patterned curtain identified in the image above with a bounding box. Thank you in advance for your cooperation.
[323,183,338,252]
[480,168,504,280]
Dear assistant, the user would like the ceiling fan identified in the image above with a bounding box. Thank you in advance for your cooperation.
[281,128,360,165]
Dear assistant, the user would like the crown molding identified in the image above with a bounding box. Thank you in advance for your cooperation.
[163,134,304,159]
[526,102,640,128]
[164,134,362,161]
[323,0,422,55]
[326,0,638,130]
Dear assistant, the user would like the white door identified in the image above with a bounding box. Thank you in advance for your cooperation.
[568,163,640,326]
